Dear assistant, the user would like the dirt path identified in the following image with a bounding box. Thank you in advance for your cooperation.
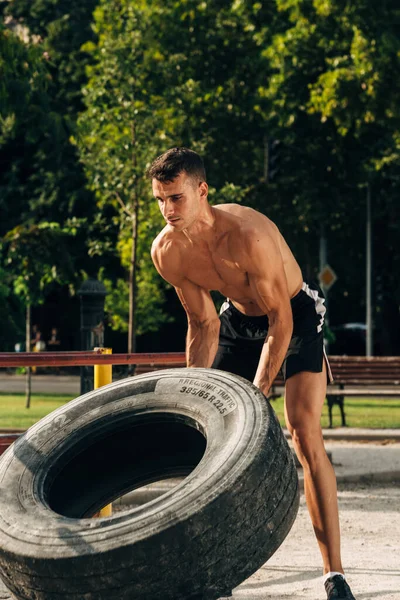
[232,482,400,599]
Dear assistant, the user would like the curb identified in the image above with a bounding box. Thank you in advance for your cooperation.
[283,428,400,442]
[335,470,400,485]
[297,470,400,492]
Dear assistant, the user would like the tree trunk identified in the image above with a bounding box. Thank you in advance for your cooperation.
[25,302,31,409]
[128,120,139,356]
[128,209,139,355]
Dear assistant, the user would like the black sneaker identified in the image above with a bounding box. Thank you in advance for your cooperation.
[325,575,356,599]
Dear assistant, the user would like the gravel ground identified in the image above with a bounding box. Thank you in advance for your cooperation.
[232,482,400,600]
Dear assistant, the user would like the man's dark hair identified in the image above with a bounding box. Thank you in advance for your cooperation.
[147,147,206,183]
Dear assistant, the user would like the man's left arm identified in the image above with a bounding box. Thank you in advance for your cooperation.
[244,233,293,396]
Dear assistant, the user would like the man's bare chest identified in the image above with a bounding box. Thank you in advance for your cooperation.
[182,247,249,294]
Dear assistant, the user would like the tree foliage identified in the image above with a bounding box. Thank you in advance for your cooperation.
[1,3,96,260]
[0,26,52,233]
[6,0,98,114]
[2,222,75,304]
[255,0,400,347]
[77,0,179,349]
[1,0,399,353]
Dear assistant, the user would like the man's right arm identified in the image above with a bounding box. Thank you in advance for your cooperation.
[174,282,220,367]
[151,236,220,367]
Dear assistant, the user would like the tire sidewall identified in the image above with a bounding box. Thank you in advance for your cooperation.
[0,368,270,558]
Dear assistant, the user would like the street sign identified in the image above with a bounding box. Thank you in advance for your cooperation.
[318,264,337,291]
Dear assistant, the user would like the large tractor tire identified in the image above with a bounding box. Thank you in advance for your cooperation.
[0,578,11,600]
[0,368,299,599]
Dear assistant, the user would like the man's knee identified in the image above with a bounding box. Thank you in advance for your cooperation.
[285,405,320,438]
[287,423,326,471]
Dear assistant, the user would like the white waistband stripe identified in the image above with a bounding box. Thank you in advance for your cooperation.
[219,300,230,315]
[301,282,326,333]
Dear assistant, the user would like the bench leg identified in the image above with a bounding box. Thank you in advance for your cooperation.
[339,400,347,427]
[327,399,333,429]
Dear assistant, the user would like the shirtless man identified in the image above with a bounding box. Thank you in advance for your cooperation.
[149,147,356,600]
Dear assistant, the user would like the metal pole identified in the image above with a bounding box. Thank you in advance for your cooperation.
[94,347,113,518]
[319,226,329,353]
[319,225,327,274]
[25,303,31,409]
[366,184,373,356]
[78,279,108,394]
[94,347,113,390]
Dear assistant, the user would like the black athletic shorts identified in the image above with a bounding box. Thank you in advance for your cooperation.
[211,280,333,384]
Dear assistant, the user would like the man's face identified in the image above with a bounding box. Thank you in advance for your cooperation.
[152,171,207,232]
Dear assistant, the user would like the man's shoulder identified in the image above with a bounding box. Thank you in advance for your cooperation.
[214,203,256,218]
[215,205,275,240]
[219,207,280,265]
[215,203,275,232]
[152,226,181,255]
[152,225,170,251]
[151,227,185,283]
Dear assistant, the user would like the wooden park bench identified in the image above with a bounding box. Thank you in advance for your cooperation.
[270,356,400,427]
[327,356,400,394]
[324,355,400,428]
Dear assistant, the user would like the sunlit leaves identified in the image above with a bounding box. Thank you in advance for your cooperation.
[77,0,176,339]
[2,222,75,303]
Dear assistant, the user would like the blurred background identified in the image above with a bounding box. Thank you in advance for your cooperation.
[1,0,399,357]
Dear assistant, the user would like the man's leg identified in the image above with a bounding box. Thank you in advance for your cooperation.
[284,362,343,574]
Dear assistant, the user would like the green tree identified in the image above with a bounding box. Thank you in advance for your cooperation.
[145,0,277,189]
[0,21,95,230]
[1,4,97,265]
[0,26,52,346]
[5,0,98,114]
[255,0,400,348]
[0,26,50,233]
[3,0,399,353]
[0,264,24,352]
[77,0,178,352]
[2,222,75,406]
[0,17,100,353]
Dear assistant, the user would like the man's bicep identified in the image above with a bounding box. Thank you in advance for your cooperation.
[250,274,291,319]
[175,280,218,325]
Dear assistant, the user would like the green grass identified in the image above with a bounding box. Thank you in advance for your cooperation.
[271,396,400,429]
[0,394,74,430]
[0,393,400,431]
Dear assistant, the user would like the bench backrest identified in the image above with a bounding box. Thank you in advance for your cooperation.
[329,356,400,385]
